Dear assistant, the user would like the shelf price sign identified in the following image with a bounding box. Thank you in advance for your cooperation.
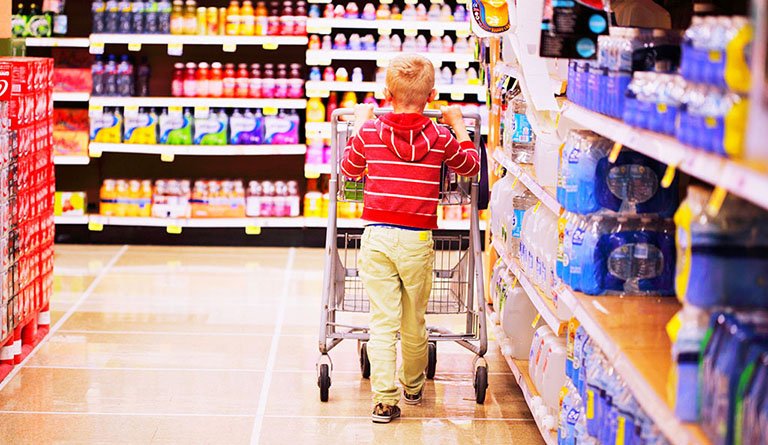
[263,42,279,50]
[245,225,262,235]
[167,43,184,56]
[128,42,142,52]
[222,43,237,52]
[89,42,105,55]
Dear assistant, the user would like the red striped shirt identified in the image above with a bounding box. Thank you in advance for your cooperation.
[340,112,480,229]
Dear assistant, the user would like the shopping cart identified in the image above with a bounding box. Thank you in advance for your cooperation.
[317,108,488,404]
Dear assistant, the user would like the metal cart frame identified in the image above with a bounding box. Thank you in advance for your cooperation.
[317,108,488,404]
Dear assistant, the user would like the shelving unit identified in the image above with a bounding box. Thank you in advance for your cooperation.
[88,97,308,109]
[306,18,471,33]
[561,102,768,212]
[305,80,486,98]
[87,143,307,158]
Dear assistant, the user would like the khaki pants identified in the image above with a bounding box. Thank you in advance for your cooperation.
[359,225,434,406]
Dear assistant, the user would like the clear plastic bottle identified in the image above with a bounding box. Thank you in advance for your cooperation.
[92,56,105,96]
[116,55,134,96]
[104,55,118,96]
[506,86,536,164]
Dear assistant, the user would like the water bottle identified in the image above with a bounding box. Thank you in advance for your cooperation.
[117,0,132,33]
[117,55,134,97]
[157,0,171,34]
[144,0,159,33]
[136,57,150,97]
[91,56,106,96]
[92,0,107,33]
[105,0,119,33]
[506,87,536,164]
[104,55,118,96]
[132,0,146,33]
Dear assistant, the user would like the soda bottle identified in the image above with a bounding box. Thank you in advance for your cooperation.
[157,0,171,33]
[196,62,210,97]
[209,62,224,97]
[105,0,119,33]
[92,56,106,96]
[183,0,196,34]
[144,0,159,33]
[117,0,132,33]
[116,55,134,96]
[235,63,250,98]
[169,0,183,34]
[171,62,184,97]
[183,62,197,97]
[223,63,236,97]
[92,0,106,33]
[240,0,255,35]
[225,0,239,35]
[104,55,118,96]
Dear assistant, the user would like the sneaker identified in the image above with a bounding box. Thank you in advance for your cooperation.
[403,390,422,405]
[372,403,401,423]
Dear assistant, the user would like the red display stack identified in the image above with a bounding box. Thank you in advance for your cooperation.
[0,57,55,383]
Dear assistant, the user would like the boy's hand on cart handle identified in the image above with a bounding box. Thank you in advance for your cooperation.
[440,105,471,143]
[353,104,376,135]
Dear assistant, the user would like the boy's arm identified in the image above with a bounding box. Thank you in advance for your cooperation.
[440,106,480,177]
[340,132,367,179]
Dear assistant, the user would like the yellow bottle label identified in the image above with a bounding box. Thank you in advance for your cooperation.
[586,389,595,419]
[724,24,753,94]
[673,200,693,303]
[724,98,749,158]
[615,416,626,445]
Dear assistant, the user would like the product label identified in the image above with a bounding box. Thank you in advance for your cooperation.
[470,0,510,34]
[511,209,525,238]
[572,227,585,246]
[586,389,595,419]
[511,113,533,143]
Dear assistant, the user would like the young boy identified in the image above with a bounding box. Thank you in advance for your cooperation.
[340,54,481,424]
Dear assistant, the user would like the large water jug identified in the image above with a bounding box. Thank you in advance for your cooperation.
[500,283,539,359]
[490,172,526,245]
[529,325,554,382]
[540,340,567,412]
[534,334,566,395]
[675,185,768,308]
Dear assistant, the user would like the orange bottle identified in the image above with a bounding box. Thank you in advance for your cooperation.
[100,179,117,216]
[225,0,240,36]
[340,91,357,109]
[170,0,184,34]
[255,1,268,36]
[240,0,255,36]
[306,97,326,123]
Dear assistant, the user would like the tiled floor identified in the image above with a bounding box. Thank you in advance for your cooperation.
[0,245,543,444]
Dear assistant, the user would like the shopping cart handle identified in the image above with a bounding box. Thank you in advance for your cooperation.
[331,107,482,123]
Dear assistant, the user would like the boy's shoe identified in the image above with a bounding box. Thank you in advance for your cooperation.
[372,403,401,423]
[403,389,422,405]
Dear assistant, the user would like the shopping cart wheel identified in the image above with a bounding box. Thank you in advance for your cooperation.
[426,342,437,379]
[318,364,331,402]
[359,342,371,379]
[474,365,488,404]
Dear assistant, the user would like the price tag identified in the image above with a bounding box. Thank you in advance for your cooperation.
[306,52,332,66]
[263,106,278,116]
[456,28,471,38]
[430,28,445,37]
[531,313,541,328]
[88,104,104,117]
[124,105,139,117]
[380,0,392,4]
[608,141,623,163]
[167,224,183,234]
[305,165,321,179]
[307,89,330,98]
[167,43,184,56]
[263,42,278,50]
[88,144,102,158]
[307,25,332,35]
[88,220,104,232]
[128,42,142,52]
[376,58,391,68]
[223,42,237,52]
[404,28,418,37]
[661,164,677,188]
[160,152,175,162]
[169,106,183,117]
[89,42,105,55]
[378,27,392,36]
[706,185,727,217]
[374,90,386,100]
[194,106,210,119]
[532,201,542,214]
[245,225,262,235]
[450,92,465,101]
[456,60,470,69]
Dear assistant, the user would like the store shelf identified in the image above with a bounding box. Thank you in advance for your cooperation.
[89,34,308,47]
[306,49,477,66]
[306,18,472,33]
[88,143,307,157]
[561,102,768,212]
[554,285,710,445]
[489,318,557,445]
[85,215,306,229]
[54,215,89,225]
[492,240,567,336]
[305,80,486,98]
[88,97,307,109]
[52,91,90,102]
[54,155,91,165]
[25,37,91,47]
[493,149,561,214]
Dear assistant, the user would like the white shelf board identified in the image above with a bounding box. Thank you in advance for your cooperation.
[88,96,307,109]
[562,102,768,212]
[54,215,89,225]
[52,92,90,102]
[306,18,471,32]
[493,150,561,214]
[54,155,90,165]
[89,34,308,46]
[26,37,91,47]
[492,240,567,336]
[306,49,477,65]
[86,215,305,229]
[88,143,306,157]
[305,163,332,178]
[305,80,486,97]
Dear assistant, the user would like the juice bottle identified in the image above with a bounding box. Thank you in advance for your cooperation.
[115,180,129,217]
[249,63,263,98]
[169,0,184,34]
[225,0,240,35]
[280,3,293,36]
[306,97,326,123]
[196,7,207,35]
[340,91,357,109]
[294,3,306,36]
[303,179,323,218]
[171,62,185,97]
[287,63,304,98]
[209,62,224,97]
[266,2,279,35]
[240,0,255,35]
[183,0,197,35]
[223,63,236,97]
[140,180,153,217]
[261,63,275,98]
[196,62,210,97]
[206,6,218,34]
[127,180,141,217]
[326,92,338,121]
[275,63,288,98]
[100,179,117,216]
[235,63,250,98]
[218,7,227,34]
[255,1,268,35]
[183,62,197,97]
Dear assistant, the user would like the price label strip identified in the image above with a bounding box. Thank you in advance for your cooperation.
[222,43,237,52]
[89,42,105,55]
[167,43,184,56]
[160,152,175,163]
[262,42,278,50]
[128,42,142,52]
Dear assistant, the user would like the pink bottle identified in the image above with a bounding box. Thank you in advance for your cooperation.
[261,63,276,98]
[171,63,184,97]
[274,63,288,98]
[287,63,304,99]
[235,63,250,98]
[249,63,263,98]
[183,62,197,97]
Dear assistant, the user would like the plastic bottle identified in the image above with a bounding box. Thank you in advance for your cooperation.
[182,0,196,34]
[171,62,184,97]
[288,64,304,98]
[267,2,279,35]
[247,63,262,98]
[500,283,539,359]
[92,56,106,96]
[275,63,288,99]
[261,63,275,98]
[169,0,183,34]
[340,91,357,109]
[225,0,239,35]
[144,0,159,34]
[156,0,171,33]
[104,55,118,96]
[131,0,146,34]
[117,0,131,33]
[254,1,267,35]
[105,0,119,33]
[240,0,255,35]
[183,62,197,97]
[223,63,236,97]
[116,55,134,96]
[208,62,223,97]
[235,63,250,98]
[93,0,107,33]
[507,86,536,164]
[196,62,209,97]
[306,97,325,123]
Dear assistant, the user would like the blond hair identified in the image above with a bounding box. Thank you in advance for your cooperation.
[385,54,435,107]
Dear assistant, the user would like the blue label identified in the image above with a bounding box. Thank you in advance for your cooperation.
[572,227,586,246]
[567,146,581,164]
[511,209,525,238]
[588,14,607,34]
[511,113,533,144]
[576,38,596,58]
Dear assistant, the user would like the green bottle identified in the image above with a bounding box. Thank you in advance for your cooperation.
[12,3,27,37]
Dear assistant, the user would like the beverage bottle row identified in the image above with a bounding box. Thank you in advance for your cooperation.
[305,92,378,123]
[12,0,67,37]
[169,0,307,37]
[92,55,151,97]
[308,32,474,53]
[172,62,304,99]
[92,0,173,34]
[311,2,468,22]
[246,180,301,218]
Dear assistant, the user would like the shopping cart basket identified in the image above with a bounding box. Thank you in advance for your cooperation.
[317,108,488,404]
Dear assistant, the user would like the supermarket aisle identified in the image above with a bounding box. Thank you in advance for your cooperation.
[0,245,542,444]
